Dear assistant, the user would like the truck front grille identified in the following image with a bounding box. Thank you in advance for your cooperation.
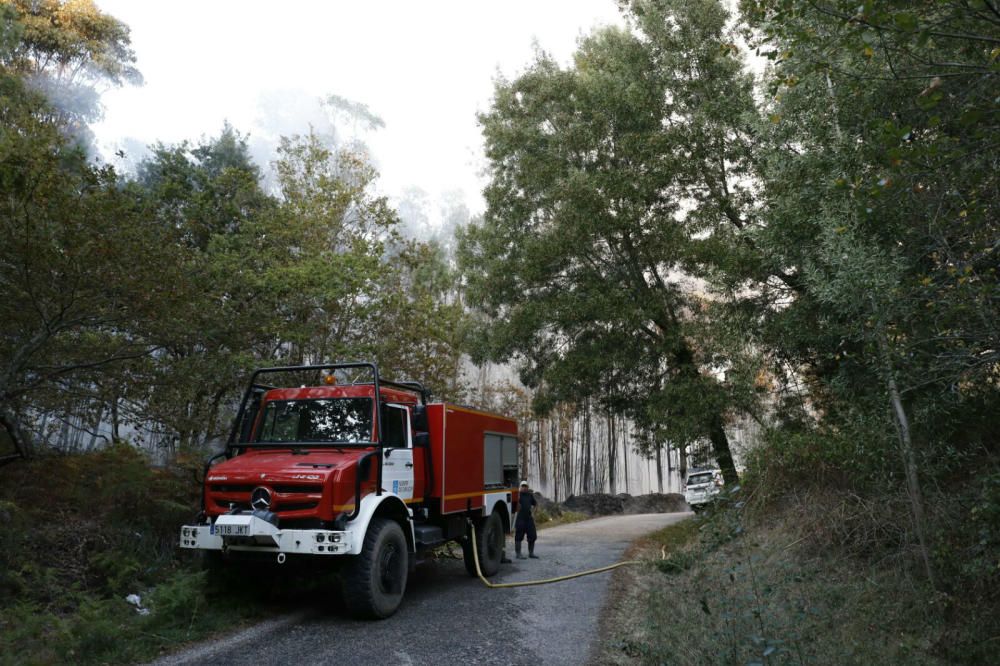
[211,498,320,512]
[209,482,324,517]
[211,484,256,493]
[210,484,322,494]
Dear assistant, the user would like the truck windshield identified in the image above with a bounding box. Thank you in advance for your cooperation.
[256,398,373,444]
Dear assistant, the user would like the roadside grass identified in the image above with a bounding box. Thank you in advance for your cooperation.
[535,507,588,529]
[597,489,997,666]
[0,446,284,665]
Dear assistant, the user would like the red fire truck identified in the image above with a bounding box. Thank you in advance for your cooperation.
[179,362,519,618]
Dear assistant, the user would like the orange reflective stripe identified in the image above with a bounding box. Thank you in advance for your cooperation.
[333,489,512,512]
[443,488,515,501]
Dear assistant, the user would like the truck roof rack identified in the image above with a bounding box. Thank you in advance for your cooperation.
[225,362,429,501]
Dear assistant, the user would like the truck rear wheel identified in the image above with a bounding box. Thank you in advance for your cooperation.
[343,518,409,619]
[463,511,504,578]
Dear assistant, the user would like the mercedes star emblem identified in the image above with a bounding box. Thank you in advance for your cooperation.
[250,486,272,511]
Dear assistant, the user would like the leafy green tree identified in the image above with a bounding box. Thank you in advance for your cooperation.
[127,126,277,453]
[738,0,1000,583]
[0,56,174,460]
[1,0,140,144]
[374,240,468,401]
[266,132,398,365]
[460,0,761,485]
[122,126,471,454]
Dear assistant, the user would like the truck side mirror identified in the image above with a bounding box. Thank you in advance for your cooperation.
[412,404,429,432]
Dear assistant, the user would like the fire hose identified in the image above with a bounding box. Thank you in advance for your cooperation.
[467,519,645,588]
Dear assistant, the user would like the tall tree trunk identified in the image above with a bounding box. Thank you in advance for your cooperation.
[675,341,739,485]
[0,405,33,461]
[550,417,558,500]
[568,417,574,496]
[111,397,121,443]
[708,416,739,486]
[554,416,561,501]
[878,327,936,587]
[201,388,227,449]
[70,415,86,452]
[582,399,592,494]
[537,418,547,488]
[607,413,617,495]
[655,443,664,493]
[622,417,629,494]
[88,406,104,450]
[57,419,70,451]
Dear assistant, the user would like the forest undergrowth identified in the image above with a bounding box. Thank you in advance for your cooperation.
[598,451,1000,666]
[0,446,309,665]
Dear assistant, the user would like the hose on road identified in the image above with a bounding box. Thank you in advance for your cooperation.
[468,519,645,589]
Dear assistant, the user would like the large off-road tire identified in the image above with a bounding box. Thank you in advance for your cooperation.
[342,518,409,619]
[462,511,504,578]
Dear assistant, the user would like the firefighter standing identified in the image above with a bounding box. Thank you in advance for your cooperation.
[515,480,539,559]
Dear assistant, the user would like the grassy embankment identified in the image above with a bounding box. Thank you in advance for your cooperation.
[597,470,1000,665]
[0,446,295,665]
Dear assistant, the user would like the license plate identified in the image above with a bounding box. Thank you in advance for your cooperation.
[215,523,249,536]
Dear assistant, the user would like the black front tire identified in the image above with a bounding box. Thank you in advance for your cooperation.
[462,511,504,578]
[343,518,409,619]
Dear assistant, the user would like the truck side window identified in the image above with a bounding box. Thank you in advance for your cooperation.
[381,405,410,448]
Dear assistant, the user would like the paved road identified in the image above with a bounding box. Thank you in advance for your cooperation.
[153,512,691,666]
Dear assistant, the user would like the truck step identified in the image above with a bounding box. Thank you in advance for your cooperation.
[414,524,444,547]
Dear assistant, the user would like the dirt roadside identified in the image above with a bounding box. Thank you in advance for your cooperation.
[592,528,667,665]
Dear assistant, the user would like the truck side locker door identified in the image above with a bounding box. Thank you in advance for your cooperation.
[410,405,429,502]
[380,404,415,501]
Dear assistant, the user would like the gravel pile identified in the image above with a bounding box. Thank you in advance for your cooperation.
[563,493,627,515]
[556,492,687,516]
[624,492,688,514]
[534,492,564,518]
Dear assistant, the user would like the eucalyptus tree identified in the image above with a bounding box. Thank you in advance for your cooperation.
[460,0,761,484]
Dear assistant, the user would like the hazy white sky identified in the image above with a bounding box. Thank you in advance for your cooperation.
[92,1,624,218]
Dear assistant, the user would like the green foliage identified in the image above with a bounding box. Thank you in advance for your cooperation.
[0,50,180,455]
[460,0,757,482]
[744,417,898,494]
[1,0,140,148]
[3,0,141,87]
[0,449,274,664]
[654,549,697,574]
[737,0,1000,454]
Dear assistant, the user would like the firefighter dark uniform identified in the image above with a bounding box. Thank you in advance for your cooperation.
[515,482,539,559]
